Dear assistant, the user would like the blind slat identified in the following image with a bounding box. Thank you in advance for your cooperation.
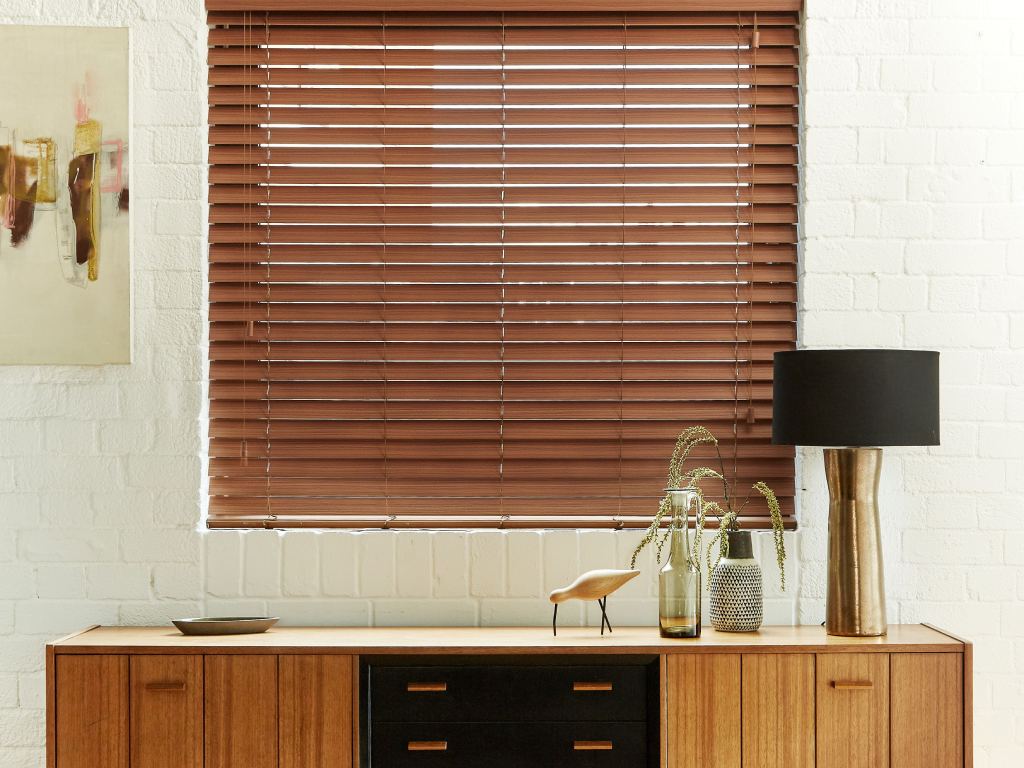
[208,379,777,400]
[208,145,800,165]
[208,24,799,46]
[209,106,799,128]
[209,184,799,205]
[208,66,798,88]
[208,261,796,281]
[209,359,776,381]
[209,243,799,263]
[208,337,798,362]
[209,86,799,107]
[208,46,798,67]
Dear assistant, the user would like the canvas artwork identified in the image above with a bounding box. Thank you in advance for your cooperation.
[0,26,130,364]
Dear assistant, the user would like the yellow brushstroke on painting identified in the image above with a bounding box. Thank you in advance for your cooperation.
[0,144,11,215]
[73,120,101,281]
[73,120,101,156]
[25,139,57,204]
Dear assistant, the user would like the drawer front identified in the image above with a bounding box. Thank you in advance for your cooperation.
[816,653,890,768]
[370,664,648,723]
[372,722,647,768]
[741,654,815,768]
[891,653,964,768]
[55,655,129,768]
[130,655,203,768]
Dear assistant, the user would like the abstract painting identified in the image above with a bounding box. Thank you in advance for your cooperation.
[0,26,130,364]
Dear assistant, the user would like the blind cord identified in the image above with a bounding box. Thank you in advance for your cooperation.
[498,12,507,523]
[731,11,743,489]
[381,12,390,524]
[748,14,760,426]
[618,13,627,526]
[264,11,273,525]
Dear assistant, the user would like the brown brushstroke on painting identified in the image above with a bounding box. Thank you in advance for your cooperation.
[117,186,129,213]
[6,153,42,246]
[12,154,39,201]
[11,181,37,246]
[68,153,96,268]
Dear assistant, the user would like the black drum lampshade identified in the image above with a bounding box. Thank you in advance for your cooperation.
[772,350,940,447]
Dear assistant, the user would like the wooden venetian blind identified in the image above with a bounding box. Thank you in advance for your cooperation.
[206,3,799,530]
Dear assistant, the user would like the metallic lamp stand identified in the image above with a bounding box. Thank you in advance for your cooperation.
[824,447,887,637]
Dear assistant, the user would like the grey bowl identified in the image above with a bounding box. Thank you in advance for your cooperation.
[172,617,279,636]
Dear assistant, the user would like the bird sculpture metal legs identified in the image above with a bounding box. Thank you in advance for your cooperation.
[551,596,614,637]
[598,596,613,635]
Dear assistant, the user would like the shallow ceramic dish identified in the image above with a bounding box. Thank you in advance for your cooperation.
[172,617,279,636]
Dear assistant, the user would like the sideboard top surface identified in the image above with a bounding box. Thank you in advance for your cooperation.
[49,624,965,655]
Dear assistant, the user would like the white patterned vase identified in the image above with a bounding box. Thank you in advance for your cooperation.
[709,530,763,632]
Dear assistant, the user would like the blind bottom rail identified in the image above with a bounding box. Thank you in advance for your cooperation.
[206,514,798,530]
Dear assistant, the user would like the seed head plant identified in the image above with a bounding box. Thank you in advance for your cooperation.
[629,426,787,590]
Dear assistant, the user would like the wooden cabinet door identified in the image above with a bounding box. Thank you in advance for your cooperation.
[279,655,355,768]
[816,653,889,768]
[55,655,129,768]
[741,654,814,768]
[205,655,279,768]
[130,655,203,768]
[664,654,741,768]
[892,653,964,768]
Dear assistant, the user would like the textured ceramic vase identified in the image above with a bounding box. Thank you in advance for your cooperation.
[709,530,763,632]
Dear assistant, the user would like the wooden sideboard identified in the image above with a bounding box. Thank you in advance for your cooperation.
[46,624,972,768]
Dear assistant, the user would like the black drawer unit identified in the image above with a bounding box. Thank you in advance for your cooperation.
[371,722,648,768]
[362,656,659,768]
[371,663,648,723]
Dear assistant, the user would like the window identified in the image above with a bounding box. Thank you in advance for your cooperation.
[206,2,799,530]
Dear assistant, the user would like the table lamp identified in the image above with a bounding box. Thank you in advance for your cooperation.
[771,350,940,637]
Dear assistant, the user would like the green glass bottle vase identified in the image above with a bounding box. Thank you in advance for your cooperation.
[658,488,702,638]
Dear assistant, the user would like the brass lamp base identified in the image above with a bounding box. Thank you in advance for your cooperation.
[824,447,887,637]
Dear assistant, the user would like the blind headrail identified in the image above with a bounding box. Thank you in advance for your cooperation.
[206,1,802,11]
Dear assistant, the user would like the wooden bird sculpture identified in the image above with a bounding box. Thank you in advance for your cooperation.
[548,569,641,636]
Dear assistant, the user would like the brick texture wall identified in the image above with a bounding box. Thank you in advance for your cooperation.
[0,1,1021,765]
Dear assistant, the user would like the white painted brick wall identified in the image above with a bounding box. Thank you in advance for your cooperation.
[800,3,1024,766]
[0,0,1021,766]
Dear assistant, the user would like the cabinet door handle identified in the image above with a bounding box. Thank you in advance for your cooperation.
[573,681,613,692]
[407,682,447,692]
[145,682,186,692]
[408,741,448,752]
[831,680,874,690]
[574,741,613,751]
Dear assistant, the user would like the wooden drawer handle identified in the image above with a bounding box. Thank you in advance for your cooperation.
[407,682,447,692]
[573,681,613,692]
[574,741,613,751]
[145,682,186,692]
[408,741,448,752]
[831,680,874,690]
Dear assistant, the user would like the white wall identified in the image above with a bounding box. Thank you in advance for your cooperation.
[0,0,1021,766]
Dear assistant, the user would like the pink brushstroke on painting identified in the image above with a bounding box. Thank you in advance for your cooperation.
[101,138,123,194]
[73,73,93,124]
